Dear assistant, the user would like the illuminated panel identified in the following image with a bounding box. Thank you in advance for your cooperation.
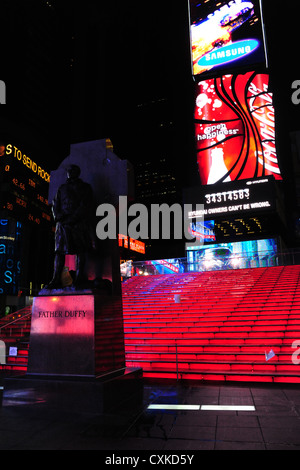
[129,238,145,254]
[4,144,50,182]
[195,72,282,185]
[150,259,180,274]
[189,0,267,76]
[186,177,276,220]
[119,234,145,254]
[0,143,53,227]
[201,405,255,411]
[188,220,216,242]
[0,218,22,295]
[148,404,201,410]
[118,233,128,248]
[186,238,278,272]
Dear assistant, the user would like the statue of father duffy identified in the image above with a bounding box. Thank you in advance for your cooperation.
[46,164,96,289]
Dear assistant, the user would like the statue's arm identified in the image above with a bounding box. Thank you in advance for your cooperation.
[52,189,63,222]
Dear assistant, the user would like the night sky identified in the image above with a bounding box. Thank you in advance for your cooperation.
[66,1,300,164]
[1,1,300,174]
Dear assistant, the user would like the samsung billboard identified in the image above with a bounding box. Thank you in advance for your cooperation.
[189,0,267,77]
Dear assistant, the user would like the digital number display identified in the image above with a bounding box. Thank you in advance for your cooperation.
[185,177,276,219]
[0,144,54,228]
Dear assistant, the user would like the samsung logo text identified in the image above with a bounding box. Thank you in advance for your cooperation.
[198,39,259,67]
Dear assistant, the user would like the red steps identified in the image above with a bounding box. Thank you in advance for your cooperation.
[122,266,300,383]
[0,344,29,372]
[0,307,31,374]
[2,265,300,383]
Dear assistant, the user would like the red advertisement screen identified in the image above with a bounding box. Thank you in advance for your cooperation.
[195,71,282,185]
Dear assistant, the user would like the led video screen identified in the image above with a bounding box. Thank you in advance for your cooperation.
[189,0,267,76]
[188,220,216,243]
[0,143,53,227]
[0,218,22,295]
[186,238,278,271]
[149,259,182,274]
[195,72,282,185]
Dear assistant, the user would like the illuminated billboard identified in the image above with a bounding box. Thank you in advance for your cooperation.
[0,143,53,227]
[195,72,282,185]
[186,238,278,271]
[188,220,216,242]
[186,177,276,219]
[0,218,22,295]
[189,0,267,76]
[148,259,183,275]
[118,234,146,254]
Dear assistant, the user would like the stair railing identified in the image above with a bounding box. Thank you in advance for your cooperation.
[0,311,31,338]
[175,342,179,381]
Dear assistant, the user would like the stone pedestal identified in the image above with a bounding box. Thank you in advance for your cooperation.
[9,291,143,417]
[3,367,143,417]
[27,293,125,378]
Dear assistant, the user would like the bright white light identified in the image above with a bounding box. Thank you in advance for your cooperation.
[148,404,201,411]
[201,405,255,411]
[231,256,240,267]
[147,404,255,411]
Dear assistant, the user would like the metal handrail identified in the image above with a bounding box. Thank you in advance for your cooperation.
[123,249,300,278]
[0,308,32,335]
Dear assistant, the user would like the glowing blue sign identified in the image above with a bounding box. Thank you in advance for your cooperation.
[0,219,22,295]
[198,39,259,68]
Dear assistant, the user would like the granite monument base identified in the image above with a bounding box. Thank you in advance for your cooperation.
[27,293,125,377]
[4,291,143,417]
[3,367,143,417]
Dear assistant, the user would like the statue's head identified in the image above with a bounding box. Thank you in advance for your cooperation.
[67,164,81,180]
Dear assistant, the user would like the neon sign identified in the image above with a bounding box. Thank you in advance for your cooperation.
[194,72,282,185]
[4,144,50,182]
[118,234,146,254]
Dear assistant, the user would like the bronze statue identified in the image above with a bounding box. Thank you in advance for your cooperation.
[46,164,96,289]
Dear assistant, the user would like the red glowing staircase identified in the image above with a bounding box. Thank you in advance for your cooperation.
[2,265,300,383]
[0,307,31,374]
[122,265,300,383]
